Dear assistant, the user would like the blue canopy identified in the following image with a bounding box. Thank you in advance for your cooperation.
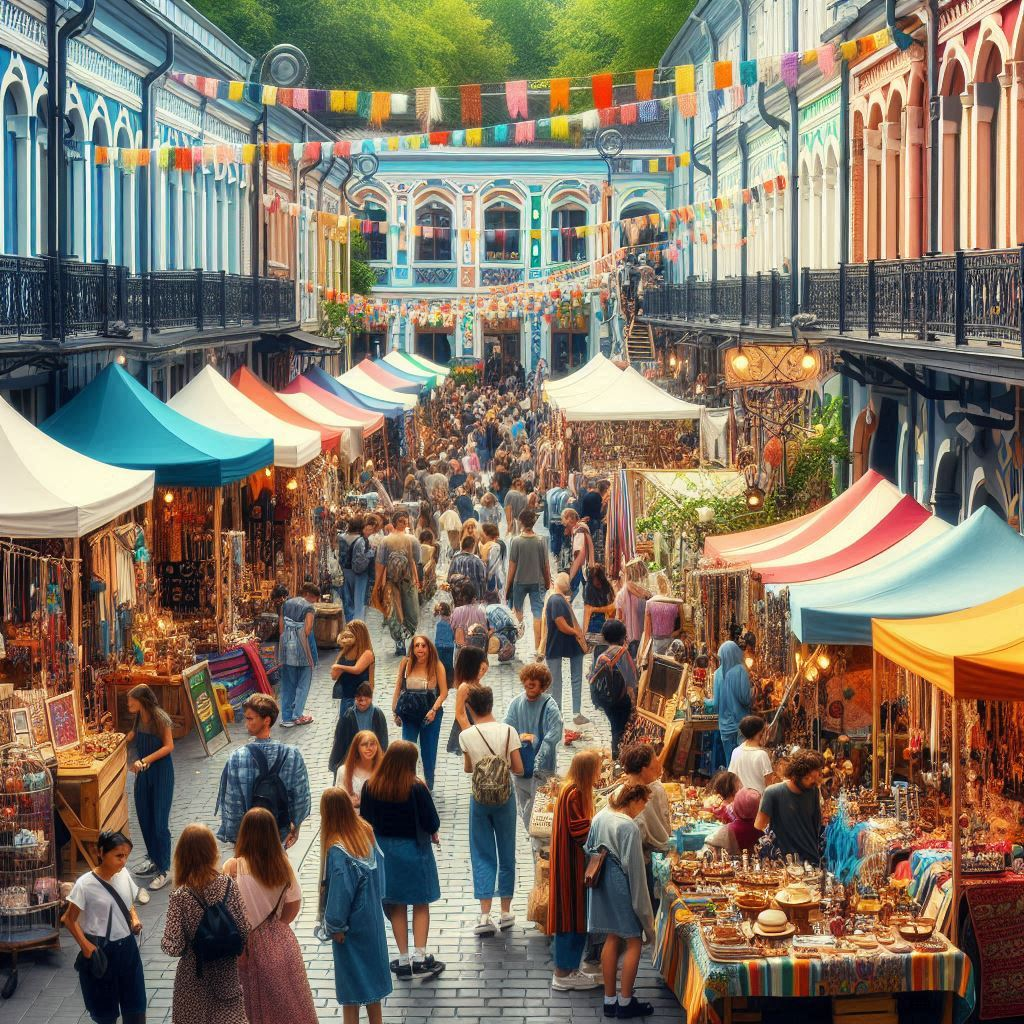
[789,507,1024,644]
[301,365,405,419]
[42,364,274,487]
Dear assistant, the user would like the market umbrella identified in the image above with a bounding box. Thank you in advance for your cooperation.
[337,365,419,411]
[282,373,386,434]
[355,357,423,396]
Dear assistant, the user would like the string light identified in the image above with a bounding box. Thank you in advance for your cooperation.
[800,344,817,371]
[732,346,749,373]
[817,652,831,671]
[286,477,299,491]
[163,491,174,504]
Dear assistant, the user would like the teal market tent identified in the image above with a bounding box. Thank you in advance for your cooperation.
[406,351,451,376]
[42,363,274,487]
[381,350,440,388]
[788,507,1024,645]
[374,356,436,391]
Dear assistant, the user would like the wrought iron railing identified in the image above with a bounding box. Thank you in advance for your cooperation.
[0,258,296,342]
[640,249,1024,351]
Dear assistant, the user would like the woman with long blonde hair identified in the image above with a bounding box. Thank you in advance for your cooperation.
[359,741,444,979]
[161,824,249,1024]
[547,750,604,990]
[223,809,316,1024]
[322,787,392,1021]
[459,517,481,554]
[331,619,376,719]
[339,729,384,807]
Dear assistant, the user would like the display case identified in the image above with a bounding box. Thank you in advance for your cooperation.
[0,744,61,997]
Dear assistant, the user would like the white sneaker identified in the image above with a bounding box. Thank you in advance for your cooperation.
[149,872,169,891]
[136,887,150,905]
[498,912,515,930]
[552,970,602,991]
[573,713,591,725]
[580,960,604,978]
[135,859,156,875]
[280,720,296,728]
[473,914,497,935]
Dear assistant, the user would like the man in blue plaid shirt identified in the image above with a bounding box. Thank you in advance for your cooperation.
[215,693,311,846]
[448,536,488,599]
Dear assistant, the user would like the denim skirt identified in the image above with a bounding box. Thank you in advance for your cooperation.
[376,835,441,906]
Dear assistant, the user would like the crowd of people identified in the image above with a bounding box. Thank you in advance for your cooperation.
[60,373,829,1024]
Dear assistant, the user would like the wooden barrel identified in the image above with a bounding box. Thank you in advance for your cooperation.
[314,602,345,648]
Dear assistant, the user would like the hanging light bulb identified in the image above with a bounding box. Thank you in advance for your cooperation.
[264,467,272,478]
[800,344,817,372]
[817,652,831,671]
[163,491,174,504]
[286,477,299,491]
[804,665,820,683]
[732,346,749,373]
[744,655,754,670]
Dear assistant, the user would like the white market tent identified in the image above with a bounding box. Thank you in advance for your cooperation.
[640,468,747,501]
[0,394,154,538]
[277,391,366,461]
[547,357,625,409]
[167,366,321,469]
[559,366,702,421]
[544,353,619,401]
[336,365,419,410]
[382,350,438,383]
[404,351,451,377]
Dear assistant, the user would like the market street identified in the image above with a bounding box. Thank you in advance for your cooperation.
[7,612,679,1024]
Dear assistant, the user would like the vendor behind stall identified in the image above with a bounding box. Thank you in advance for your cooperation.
[754,749,825,866]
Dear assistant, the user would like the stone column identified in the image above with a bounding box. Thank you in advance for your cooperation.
[864,127,882,260]
[904,105,925,258]
[997,71,1013,247]
[881,121,902,259]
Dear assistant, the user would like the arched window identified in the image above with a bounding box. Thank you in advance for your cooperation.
[550,202,586,262]
[483,202,521,261]
[362,200,388,261]
[2,88,24,255]
[619,202,666,250]
[91,119,111,262]
[113,127,133,269]
[35,95,48,256]
[65,109,87,259]
[416,200,452,261]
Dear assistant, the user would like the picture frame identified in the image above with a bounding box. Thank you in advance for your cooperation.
[36,742,55,762]
[45,691,81,752]
[16,688,51,746]
[9,707,31,740]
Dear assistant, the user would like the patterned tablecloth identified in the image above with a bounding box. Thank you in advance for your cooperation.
[652,885,976,1024]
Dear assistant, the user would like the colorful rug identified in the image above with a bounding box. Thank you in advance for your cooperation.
[964,879,1024,1020]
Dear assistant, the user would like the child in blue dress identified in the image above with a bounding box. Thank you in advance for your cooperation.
[321,787,392,1022]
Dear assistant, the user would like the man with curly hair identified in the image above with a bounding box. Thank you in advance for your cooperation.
[754,749,824,866]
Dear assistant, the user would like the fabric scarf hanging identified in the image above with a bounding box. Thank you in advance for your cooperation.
[713,61,733,90]
[620,102,638,125]
[514,119,536,144]
[739,59,758,87]
[635,68,655,101]
[460,83,483,126]
[493,122,510,144]
[676,93,697,118]
[840,39,859,61]
[369,91,391,126]
[598,106,618,126]
[549,77,570,113]
[292,89,310,111]
[506,79,528,119]
[817,43,837,79]
[466,127,483,146]
[637,99,659,122]
[580,109,600,131]
[391,93,409,115]
[758,55,781,86]
[550,115,570,140]
[592,73,614,109]
[416,87,443,131]
[676,65,695,94]
[356,91,373,120]
[780,51,800,88]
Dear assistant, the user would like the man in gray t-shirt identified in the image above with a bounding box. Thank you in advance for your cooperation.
[504,481,529,536]
[505,508,551,652]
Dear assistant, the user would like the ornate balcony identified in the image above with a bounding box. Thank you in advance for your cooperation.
[640,249,1024,353]
[0,258,296,343]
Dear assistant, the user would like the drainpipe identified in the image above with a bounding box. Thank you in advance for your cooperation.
[927,0,940,253]
[788,0,799,314]
[138,28,173,345]
[47,0,96,348]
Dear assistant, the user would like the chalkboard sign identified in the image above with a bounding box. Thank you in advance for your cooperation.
[183,660,230,756]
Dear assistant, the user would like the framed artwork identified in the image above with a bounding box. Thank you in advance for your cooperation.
[45,691,81,752]
[37,742,55,762]
[16,689,51,746]
[9,707,31,740]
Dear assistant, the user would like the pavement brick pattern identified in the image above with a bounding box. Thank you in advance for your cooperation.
[7,605,681,1024]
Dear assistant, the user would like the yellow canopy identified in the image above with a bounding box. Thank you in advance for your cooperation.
[872,587,1024,701]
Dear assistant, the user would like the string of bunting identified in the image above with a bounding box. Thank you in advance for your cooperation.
[168,24,912,128]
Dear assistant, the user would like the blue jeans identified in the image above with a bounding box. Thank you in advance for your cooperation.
[338,696,355,720]
[342,571,368,623]
[511,582,544,617]
[553,931,587,971]
[605,701,633,759]
[547,653,583,717]
[469,793,517,900]
[548,521,565,556]
[570,569,584,602]
[402,709,444,788]
[719,730,739,770]
[279,662,313,722]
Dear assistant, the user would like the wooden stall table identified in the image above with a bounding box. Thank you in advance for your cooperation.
[653,885,976,1024]
[56,737,129,873]
[104,670,190,738]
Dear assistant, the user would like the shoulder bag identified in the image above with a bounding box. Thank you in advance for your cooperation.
[394,659,433,727]
[583,849,608,889]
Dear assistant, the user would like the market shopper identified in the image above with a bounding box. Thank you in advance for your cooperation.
[560,507,596,601]
[331,620,376,720]
[446,645,489,755]
[125,683,174,894]
[223,809,317,1024]
[215,694,311,847]
[617,744,671,909]
[582,564,616,649]
[713,639,752,768]
[459,685,524,935]
[161,824,249,1024]
[704,787,764,856]
[548,749,604,991]
[754,749,825,866]
[728,715,776,793]
[375,509,421,656]
[585,784,656,1020]
[340,516,373,623]
[336,728,385,805]
[392,634,448,790]
[505,509,551,654]
[543,572,588,724]
[64,830,146,1024]
[358,740,446,979]
[505,662,563,850]
[588,620,638,758]
[321,787,393,1020]
[449,535,488,599]
[329,682,389,778]
[278,581,320,727]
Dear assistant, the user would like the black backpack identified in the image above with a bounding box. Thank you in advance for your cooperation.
[338,534,354,571]
[589,647,630,711]
[246,744,291,834]
[187,878,245,974]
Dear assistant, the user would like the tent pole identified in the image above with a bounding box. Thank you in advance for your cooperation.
[950,695,961,946]
[214,488,224,652]
[71,537,82,695]
[871,649,880,790]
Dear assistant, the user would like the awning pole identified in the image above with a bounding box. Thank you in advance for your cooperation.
[214,488,224,652]
[871,648,880,789]
[950,694,961,946]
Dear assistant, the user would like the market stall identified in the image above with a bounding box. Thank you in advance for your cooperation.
[336,364,419,411]
[872,592,1024,1020]
[375,353,440,390]
[400,350,451,378]
[354,356,424,396]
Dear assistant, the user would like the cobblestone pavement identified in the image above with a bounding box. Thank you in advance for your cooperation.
[8,599,682,1024]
